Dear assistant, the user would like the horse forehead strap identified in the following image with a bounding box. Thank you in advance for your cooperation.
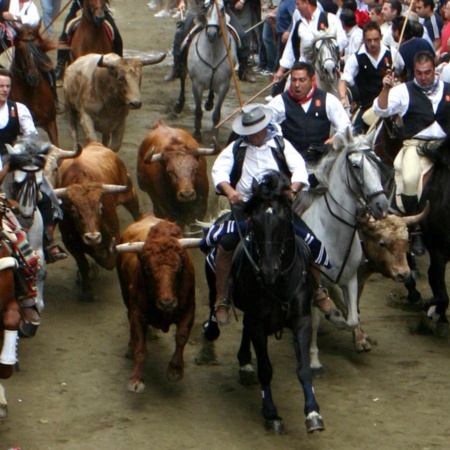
[242,107,266,128]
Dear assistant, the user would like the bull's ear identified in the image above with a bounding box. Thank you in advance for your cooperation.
[97,55,104,67]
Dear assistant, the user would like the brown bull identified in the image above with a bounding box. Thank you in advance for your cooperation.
[54,142,141,301]
[116,215,198,393]
[137,120,219,229]
[63,52,165,152]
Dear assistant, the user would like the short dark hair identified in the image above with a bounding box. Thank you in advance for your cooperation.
[292,61,315,78]
[410,20,425,38]
[0,68,12,79]
[418,0,435,9]
[362,21,382,37]
[342,0,357,11]
[369,2,382,14]
[392,16,413,40]
[305,0,317,6]
[414,50,436,67]
[340,8,357,27]
[383,0,402,16]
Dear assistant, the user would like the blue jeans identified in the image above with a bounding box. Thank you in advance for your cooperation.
[262,21,277,72]
[39,0,62,37]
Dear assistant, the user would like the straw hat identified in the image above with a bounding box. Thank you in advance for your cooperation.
[232,104,273,136]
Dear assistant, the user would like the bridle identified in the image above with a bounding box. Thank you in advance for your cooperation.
[315,37,340,83]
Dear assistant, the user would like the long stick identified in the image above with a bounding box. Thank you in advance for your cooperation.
[213,0,243,107]
[245,19,264,34]
[391,0,415,71]
[42,0,74,36]
[215,70,291,128]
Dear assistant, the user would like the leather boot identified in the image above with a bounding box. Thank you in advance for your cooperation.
[401,194,425,256]
[17,294,40,325]
[55,48,69,80]
[313,287,347,330]
[238,57,256,83]
[213,247,234,325]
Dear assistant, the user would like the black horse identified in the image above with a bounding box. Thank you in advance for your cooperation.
[205,171,324,434]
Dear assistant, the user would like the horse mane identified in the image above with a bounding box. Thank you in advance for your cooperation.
[15,24,57,54]
[293,186,328,215]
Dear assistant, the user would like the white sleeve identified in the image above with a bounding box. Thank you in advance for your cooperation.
[267,95,287,124]
[211,142,236,189]
[283,139,310,188]
[340,53,359,85]
[19,3,41,26]
[17,103,38,136]
[279,25,298,70]
[372,84,409,118]
[326,94,351,134]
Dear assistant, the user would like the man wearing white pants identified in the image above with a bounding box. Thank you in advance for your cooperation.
[373,50,450,256]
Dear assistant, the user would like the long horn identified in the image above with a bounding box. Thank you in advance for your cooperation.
[178,238,202,248]
[115,242,145,253]
[49,143,82,160]
[53,187,68,198]
[102,184,129,194]
[402,200,430,226]
[194,146,221,156]
[144,147,163,164]
[139,53,167,66]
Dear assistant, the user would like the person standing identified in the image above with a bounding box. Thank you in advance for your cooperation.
[39,0,62,38]
[415,0,443,51]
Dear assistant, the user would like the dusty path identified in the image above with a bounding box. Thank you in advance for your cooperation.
[1,1,450,449]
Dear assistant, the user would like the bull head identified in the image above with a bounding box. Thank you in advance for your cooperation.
[144,141,221,164]
[402,200,430,226]
[115,238,201,253]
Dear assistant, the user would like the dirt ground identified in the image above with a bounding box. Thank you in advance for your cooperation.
[2,1,450,449]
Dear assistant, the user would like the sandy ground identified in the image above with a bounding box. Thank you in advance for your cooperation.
[1,1,450,449]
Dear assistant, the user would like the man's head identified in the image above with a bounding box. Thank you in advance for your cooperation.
[369,3,384,25]
[340,8,357,30]
[391,16,413,42]
[232,104,273,146]
[0,69,12,107]
[381,0,402,22]
[363,22,382,56]
[289,62,316,101]
[442,1,450,21]
[413,51,436,86]
[415,0,434,19]
[295,0,316,18]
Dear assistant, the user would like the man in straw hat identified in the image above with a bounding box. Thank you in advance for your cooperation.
[204,103,346,327]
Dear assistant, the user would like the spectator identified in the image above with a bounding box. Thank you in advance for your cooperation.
[340,8,363,62]
[381,0,402,49]
[415,0,443,51]
[39,0,62,38]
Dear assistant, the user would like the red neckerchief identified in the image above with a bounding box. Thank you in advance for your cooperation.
[288,83,317,105]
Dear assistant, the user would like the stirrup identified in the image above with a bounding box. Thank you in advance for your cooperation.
[214,298,230,325]
[44,243,69,264]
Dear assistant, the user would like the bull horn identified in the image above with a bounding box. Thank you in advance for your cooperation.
[178,238,202,249]
[144,147,163,164]
[53,187,68,198]
[102,184,129,194]
[139,53,166,66]
[50,143,82,160]
[402,201,430,226]
[115,242,145,253]
[194,147,221,156]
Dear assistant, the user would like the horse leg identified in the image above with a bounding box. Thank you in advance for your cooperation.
[79,112,98,143]
[0,383,6,419]
[0,300,20,381]
[45,119,59,147]
[66,105,80,150]
[204,89,215,111]
[237,314,257,385]
[192,84,204,142]
[211,87,229,140]
[110,122,126,152]
[174,73,186,115]
[405,252,421,303]
[310,305,324,376]
[292,312,324,434]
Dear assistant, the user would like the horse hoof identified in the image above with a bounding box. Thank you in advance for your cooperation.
[127,379,145,393]
[264,417,284,433]
[173,102,184,115]
[435,321,449,338]
[0,403,7,419]
[202,320,220,341]
[195,340,219,366]
[167,367,183,382]
[193,131,202,142]
[305,411,325,433]
[312,366,325,378]
[238,364,258,386]
[19,321,39,338]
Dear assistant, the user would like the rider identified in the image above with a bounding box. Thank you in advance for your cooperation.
[338,21,403,134]
[268,61,350,165]
[164,0,256,83]
[0,68,67,264]
[373,51,450,255]
[206,103,347,327]
[54,0,124,80]
[273,0,348,85]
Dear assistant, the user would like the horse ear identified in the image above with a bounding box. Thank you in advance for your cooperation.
[366,126,376,147]
[5,144,15,155]
[333,133,345,151]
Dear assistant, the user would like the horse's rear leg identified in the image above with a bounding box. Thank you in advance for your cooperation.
[174,73,186,115]
[205,90,214,111]
[192,88,204,142]
[293,313,324,434]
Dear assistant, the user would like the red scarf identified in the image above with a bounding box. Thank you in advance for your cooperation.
[288,83,317,105]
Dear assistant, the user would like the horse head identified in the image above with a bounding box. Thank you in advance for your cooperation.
[311,28,340,86]
[333,128,389,219]
[85,0,108,26]
[203,0,224,42]
[245,171,293,285]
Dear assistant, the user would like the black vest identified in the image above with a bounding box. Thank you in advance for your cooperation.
[0,100,21,158]
[229,135,291,188]
[280,88,330,156]
[355,50,392,111]
[403,82,450,139]
[292,12,329,61]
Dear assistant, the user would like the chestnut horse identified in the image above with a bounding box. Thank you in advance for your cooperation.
[9,24,58,145]
[70,0,114,61]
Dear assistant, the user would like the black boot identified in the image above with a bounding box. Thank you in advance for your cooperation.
[401,194,425,256]
[47,70,63,114]
[238,59,256,83]
[55,48,69,81]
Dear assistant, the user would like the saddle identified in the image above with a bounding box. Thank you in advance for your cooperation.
[66,17,115,46]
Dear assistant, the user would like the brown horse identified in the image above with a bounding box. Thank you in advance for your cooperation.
[70,0,114,61]
[9,24,58,146]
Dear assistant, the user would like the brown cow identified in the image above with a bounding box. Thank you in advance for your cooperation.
[137,120,219,229]
[63,52,165,152]
[54,142,141,301]
[116,215,198,393]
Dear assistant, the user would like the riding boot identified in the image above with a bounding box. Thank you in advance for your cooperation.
[55,48,69,81]
[238,57,256,83]
[46,69,63,114]
[165,23,186,82]
[401,194,425,256]
[213,247,234,325]
[164,51,182,82]
[313,286,348,330]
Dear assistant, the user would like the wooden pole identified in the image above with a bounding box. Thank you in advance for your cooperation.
[213,0,244,107]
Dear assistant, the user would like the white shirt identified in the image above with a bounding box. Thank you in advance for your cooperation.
[380,22,397,50]
[343,25,363,62]
[341,43,404,86]
[5,0,41,39]
[373,80,447,139]
[268,90,351,135]
[280,8,348,69]
[212,130,310,201]
[440,64,450,83]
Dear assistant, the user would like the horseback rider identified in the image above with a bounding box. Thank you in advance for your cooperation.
[0,68,67,264]
[338,21,403,134]
[54,0,124,80]
[164,0,256,83]
[206,103,347,327]
[373,50,450,255]
[268,61,350,166]
[273,0,348,84]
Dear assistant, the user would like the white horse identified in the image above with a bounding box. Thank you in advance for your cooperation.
[297,127,389,373]
[175,0,237,142]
